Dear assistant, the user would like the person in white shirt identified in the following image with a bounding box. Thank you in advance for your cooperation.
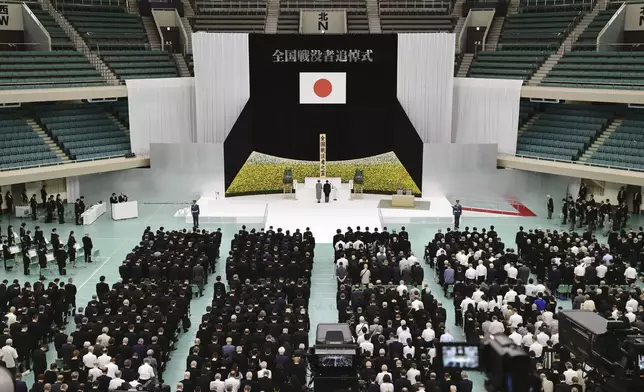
[563,362,577,384]
[353,238,364,250]
[408,252,418,265]
[375,365,392,385]
[97,349,111,369]
[461,296,475,313]
[465,265,477,283]
[398,323,412,344]
[106,358,119,378]
[211,374,226,392]
[550,332,559,345]
[602,253,613,264]
[355,317,369,337]
[573,262,586,279]
[83,347,98,369]
[508,328,522,346]
[334,240,346,251]
[625,307,636,324]
[0,339,18,372]
[399,257,411,272]
[224,370,241,392]
[488,316,505,335]
[88,365,102,382]
[504,288,517,303]
[477,298,489,312]
[624,266,637,283]
[507,264,518,281]
[421,323,435,342]
[360,339,374,355]
[108,370,125,391]
[472,289,484,303]
[508,310,523,328]
[626,297,639,313]
[594,262,607,279]
[535,282,547,296]
[522,332,534,349]
[542,310,554,326]
[406,363,421,382]
[4,307,17,326]
[529,336,543,358]
[456,251,468,266]
[581,295,596,311]
[97,328,111,347]
[402,341,416,359]
[541,374,554,392]
[137,358,155,381]
[380,375,394,392]
[396,281,407,297]
[439,330,455,343]
[476,260,487,282]
[536,329,550,346]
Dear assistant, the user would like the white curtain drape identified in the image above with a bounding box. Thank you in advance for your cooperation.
[66,176,80,202]
[397,33,455,143]
[193,32,250,143]
[126,77,197,155]
[451,77,522,155]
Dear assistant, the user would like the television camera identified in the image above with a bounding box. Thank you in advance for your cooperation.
[558,310,644,392]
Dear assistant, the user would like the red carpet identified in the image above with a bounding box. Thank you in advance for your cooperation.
[461,197,537,217]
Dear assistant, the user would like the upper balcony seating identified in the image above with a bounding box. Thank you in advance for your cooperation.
[58,3,149,50]
[518,0,594,13]
[589,113,644,170]
[572,9,617,51]
[469,51,549,81]
[519,100,540,127]
[27,4,75,50]
[32,103,131,161]
[100,50,179,80]
[0,113,61,170]
[191,0,266,32]
[0,50,103,90]
[541,51,644,90]
[379,0,454,32]
[499,10,581,51]
[516,104,615,161]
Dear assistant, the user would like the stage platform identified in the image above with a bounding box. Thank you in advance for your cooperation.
[173,193,523,243]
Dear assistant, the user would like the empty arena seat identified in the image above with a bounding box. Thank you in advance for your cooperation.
[0,51,104,90]
[498,10,581,51]
[516,104,615,161]
[378,0,454,32]
[0,112,61,170]
[30,103,131,161]
[518,0,593,13]
[191,0,267,32]
[27,4,75,50]
[276,1,368,34]
[572,9,617,51]
[58,2,149,50]
[541,51,644,89]
[469,51,549,81]
[101,50,179,80]
[588,112,644,170]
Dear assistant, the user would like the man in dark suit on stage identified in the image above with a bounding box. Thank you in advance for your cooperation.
[191,200,200,229]
[323,181,331,203]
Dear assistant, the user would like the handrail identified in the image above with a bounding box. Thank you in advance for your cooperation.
[458,10,472,55]
[513,153,644,173]
[0,153,135,173]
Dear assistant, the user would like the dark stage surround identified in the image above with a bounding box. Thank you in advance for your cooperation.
[224,34,423,192]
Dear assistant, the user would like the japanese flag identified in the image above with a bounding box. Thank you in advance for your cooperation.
[299,72,346,104]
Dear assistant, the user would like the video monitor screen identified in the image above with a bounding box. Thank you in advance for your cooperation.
[638,354,644,370]
[317,354,354,368]
[442,345,480,369]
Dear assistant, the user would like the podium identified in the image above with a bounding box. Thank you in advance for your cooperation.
[82,203,107,225]
[111,201,139,220]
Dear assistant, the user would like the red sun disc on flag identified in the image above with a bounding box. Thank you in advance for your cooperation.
[313,78,333,98]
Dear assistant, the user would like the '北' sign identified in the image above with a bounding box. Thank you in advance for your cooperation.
[300,10,347,34]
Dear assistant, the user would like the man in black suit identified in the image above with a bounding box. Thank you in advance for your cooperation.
[323,180,331,203]
[547,195,554,219]
[30,194,38,221]
[56,245,67,275]
[96,276,109,301]
[191,200,200,229]
[617,186,626,205]
[118,193,128,203]
[459,372,474,392]
[82,233,93,263]
[32,343,48,377]
[110,193,118,204]
[56,198,65,224]
[633,190,641,215]
[74,199,82,225]
[40,185,47,209]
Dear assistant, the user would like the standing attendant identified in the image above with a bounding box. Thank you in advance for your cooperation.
[56,245,67,275]
[323,181,331,203]
[617,186,626,205]
[191,200,200,229]
[452,200,463,230]
[547,195,554,219]
[633,190,641,216]
[4,191,13,219]
[82,233,93,263]
[29,194,38,221]
[20,190,27,205]
[57,198,65,224]
[68,231,77,266]
[40,185,47,209]
[74,198,82,225]
[315,180,322,203]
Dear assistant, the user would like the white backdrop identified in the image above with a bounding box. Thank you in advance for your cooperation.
[193,32,250,143]
[451,77,522,155]
[126,77,197,155]
[397,33,455,143]
[65,176,80,201]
